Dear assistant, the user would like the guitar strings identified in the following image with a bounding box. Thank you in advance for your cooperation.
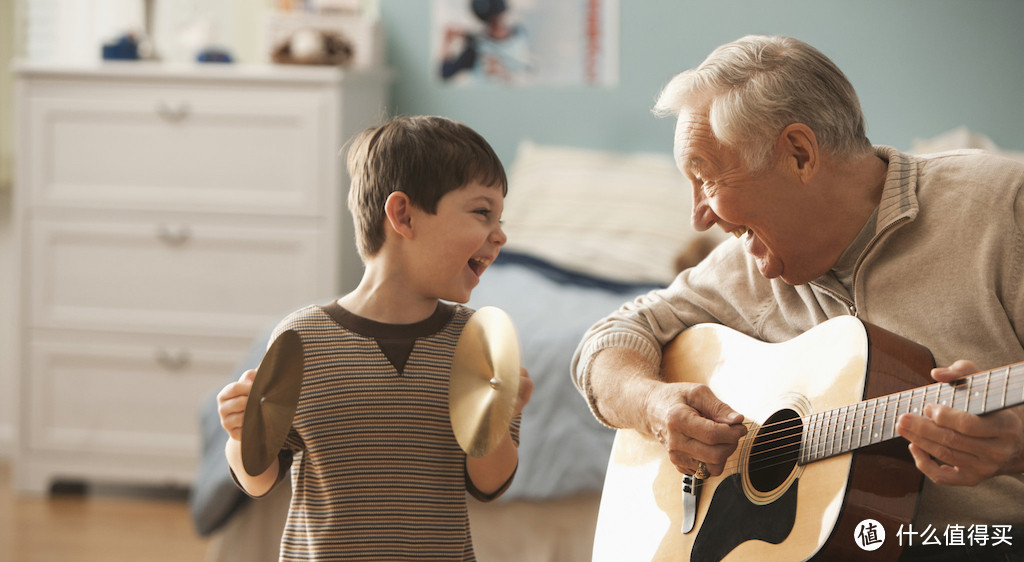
[702,371,1024,476]
[715,375,1024,475]
[735,369,1023,452]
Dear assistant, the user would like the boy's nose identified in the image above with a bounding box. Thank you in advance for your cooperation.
[492,224,508,246]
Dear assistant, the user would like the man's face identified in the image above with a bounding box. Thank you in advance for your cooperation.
[673,108,822,285]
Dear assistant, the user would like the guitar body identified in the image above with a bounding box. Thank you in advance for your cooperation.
[593,316,935,561]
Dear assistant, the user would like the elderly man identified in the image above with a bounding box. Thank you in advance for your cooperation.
[573,35,1023,560]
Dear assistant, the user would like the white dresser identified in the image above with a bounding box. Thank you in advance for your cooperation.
[11,61,390,493]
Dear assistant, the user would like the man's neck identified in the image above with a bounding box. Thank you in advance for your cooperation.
[804,152,888,281]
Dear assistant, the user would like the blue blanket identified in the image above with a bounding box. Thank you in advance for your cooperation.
[466,252,659,500]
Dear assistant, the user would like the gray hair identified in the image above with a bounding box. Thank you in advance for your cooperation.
[654,35,872,171]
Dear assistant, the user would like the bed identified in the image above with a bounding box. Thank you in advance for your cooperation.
[189,140,725,562]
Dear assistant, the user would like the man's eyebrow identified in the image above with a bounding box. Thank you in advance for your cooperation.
[683,156,709,174]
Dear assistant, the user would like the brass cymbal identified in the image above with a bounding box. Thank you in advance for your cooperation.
[450,306,521,457]
[241,329,304,476]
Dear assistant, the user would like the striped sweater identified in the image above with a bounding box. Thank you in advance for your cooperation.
[261,301,518,561]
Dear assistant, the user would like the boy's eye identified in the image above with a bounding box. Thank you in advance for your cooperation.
[473,207,502,225]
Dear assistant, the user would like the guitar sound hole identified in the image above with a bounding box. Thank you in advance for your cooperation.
[748,408,802,493]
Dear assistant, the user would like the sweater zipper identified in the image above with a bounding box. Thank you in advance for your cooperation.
[819,215,912,318]
[811,282,858,316]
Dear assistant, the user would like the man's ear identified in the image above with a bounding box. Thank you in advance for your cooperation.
[384,191,415,240]
[778,123,818,182]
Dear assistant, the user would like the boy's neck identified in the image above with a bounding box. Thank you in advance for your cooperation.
[338,268,442,325]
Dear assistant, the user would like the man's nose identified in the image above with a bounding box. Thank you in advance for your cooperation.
[691,188,716,232]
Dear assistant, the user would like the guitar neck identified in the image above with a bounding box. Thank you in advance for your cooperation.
[801,362,1024,464]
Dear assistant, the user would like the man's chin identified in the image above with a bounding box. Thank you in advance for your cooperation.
[756,258,783,281]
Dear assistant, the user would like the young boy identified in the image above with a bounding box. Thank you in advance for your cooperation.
[217,115,532,560]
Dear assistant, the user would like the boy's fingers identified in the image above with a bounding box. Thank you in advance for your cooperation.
[241,368,258,383]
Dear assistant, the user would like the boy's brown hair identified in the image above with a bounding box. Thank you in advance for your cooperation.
[346,115,507,259]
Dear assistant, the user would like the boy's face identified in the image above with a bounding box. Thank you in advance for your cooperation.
[408,181,507,304]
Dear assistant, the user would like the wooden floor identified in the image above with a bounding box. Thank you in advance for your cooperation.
[0,462,209,562]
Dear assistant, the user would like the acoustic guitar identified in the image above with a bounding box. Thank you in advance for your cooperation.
[592,316,1024,561]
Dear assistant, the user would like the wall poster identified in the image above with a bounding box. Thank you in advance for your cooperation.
[432,0,619,86]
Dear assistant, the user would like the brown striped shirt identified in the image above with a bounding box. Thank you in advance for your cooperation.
[265,301,519,561]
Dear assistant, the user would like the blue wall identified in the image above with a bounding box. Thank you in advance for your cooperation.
[378,0,1024,165]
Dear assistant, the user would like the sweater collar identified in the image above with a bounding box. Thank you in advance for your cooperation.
[810,146,918,292]
[873,145,921,235]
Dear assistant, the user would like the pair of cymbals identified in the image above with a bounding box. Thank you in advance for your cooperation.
[242,308,520,469]
[450,307,521,457]
[241,329,304,476]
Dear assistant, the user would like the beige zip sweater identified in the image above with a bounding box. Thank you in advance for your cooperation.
[572,146,1024,528]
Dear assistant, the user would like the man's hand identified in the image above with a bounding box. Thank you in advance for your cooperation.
[896,359,1024,486]
[645,381,747,477]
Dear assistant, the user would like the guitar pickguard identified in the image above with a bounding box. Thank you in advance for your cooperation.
[691,473,798,562]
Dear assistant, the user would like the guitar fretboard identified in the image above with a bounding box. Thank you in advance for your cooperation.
[800,363,1024,464]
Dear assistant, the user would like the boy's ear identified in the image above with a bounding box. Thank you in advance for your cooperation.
[384,191,415,239]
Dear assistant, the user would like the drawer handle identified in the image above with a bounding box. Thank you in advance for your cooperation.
[155,349,191,371]
[157,224,192,246]
[156,101,191,122]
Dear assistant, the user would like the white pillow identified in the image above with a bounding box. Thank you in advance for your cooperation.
[911,126,1024,163]
[501,141,725,285]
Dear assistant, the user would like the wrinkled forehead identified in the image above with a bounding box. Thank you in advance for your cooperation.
[672,110,718,174]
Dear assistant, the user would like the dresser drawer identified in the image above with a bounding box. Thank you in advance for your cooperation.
[28,216,334,336]
[21,78,336,215]
[25,332,250,458]
[11,62,391,492]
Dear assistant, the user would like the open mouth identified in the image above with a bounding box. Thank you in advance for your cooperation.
[731,227,753,240]
[468,256,492,276]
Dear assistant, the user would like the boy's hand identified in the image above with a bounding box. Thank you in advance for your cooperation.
[514,367,533,416]
[217,369,257,441]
